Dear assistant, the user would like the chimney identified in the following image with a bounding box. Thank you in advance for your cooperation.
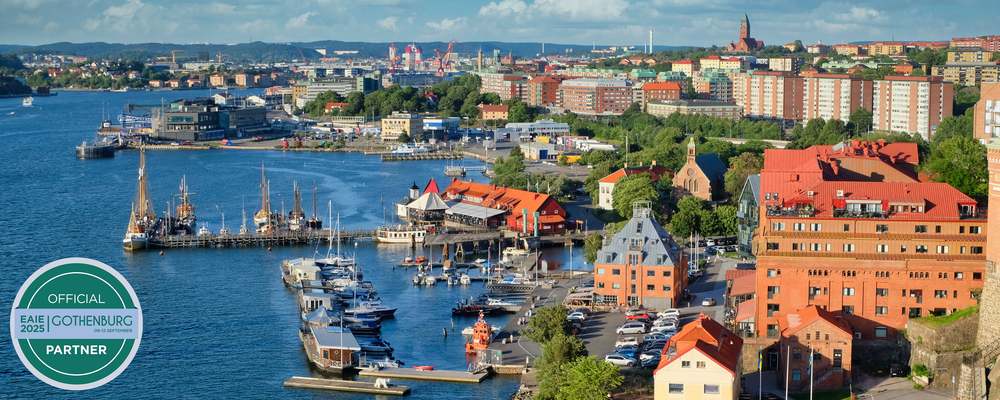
[652,160,657,166]
[852,139,860,148]
[624,162,628,168]
[533,194,539,200]
[639,161,643,166]
[878,139,886,149]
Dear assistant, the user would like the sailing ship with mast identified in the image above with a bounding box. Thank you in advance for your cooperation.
[288,182,306,231]
[306,184,322,230]
[254,164,273,233]
[171,175,197,235]
[123,146,158,251]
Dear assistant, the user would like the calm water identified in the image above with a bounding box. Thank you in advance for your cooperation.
[0,89,592,398]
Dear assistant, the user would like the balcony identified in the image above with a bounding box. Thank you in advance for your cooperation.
[960,208,988,220]
[833,209,889,219]
[765,205,815,218]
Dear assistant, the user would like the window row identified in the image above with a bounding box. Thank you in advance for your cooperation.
[767,242,982,255]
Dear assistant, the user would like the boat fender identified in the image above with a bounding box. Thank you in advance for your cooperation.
[268,247,272,251]
[159,251,163,255]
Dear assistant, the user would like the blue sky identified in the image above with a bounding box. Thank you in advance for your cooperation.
[1,0,995,47]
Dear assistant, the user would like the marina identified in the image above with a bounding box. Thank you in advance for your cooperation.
[358,367,489,383]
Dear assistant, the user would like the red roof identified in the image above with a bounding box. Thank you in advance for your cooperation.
[441,178,565,221]
[641,82,681,92]
[657,314,742,375]
[325,102,348,110]
[422,178,440,195]
[735,298,756,322]
[725,269,755,281]
[478,104,509,113]
[729,274,755,296]
[673,60,693,64]
[777,305,852,337]
[786,181,977,220]
[598,165,674,184]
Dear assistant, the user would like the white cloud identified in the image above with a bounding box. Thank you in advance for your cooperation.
[81,0,156,33]
[285,11,316,30]
[16,13,42,25]
[835,7,885,23]
[1,0,51,9]
[426,17,467,31]
[44,21,60,32]
[478,0,527,18]
[377,16,399,30]
[205,3,236,13]
[526,0,631,22]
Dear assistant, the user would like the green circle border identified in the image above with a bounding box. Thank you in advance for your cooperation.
[9,258,143,391]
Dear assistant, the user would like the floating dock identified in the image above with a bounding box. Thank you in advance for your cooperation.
[357,366,488,383]
[148,228,374,248]
[283,376,410,395]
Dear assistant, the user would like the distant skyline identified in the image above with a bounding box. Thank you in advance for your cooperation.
[1,0,996,49]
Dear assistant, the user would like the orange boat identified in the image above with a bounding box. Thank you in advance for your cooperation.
[415,256,428,263]
[465,311,492,354]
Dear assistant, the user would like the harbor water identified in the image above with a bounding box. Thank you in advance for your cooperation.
[0,90,583,399]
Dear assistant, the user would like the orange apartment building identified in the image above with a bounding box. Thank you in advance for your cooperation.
[594,202,687,309]
[528,75,562,106]
[872,75,953,141]
[641,82,682,102]
[735,71,804,125]
[977,139,1000,348]
[557,78,633,115]
[802,73,874,122]
[479,72,529,101]
[973,82,1000,144]
[749,141,988,340]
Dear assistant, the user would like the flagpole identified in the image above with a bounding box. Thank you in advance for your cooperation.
[785,345,790,400]
[810,346,814,400]
[758,349,763,400]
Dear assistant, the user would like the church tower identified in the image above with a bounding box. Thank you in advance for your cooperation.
[740,13,750,40]
[978,139,1000,348]
[687,138,697,162]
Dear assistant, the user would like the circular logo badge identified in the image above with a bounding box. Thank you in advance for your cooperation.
[9,258,142,390]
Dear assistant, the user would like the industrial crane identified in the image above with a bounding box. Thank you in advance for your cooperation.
[433,40,466,76]
[386,43,401,73]
[155,50,194,63]
[216,52,229,64]
[298,48,309,66]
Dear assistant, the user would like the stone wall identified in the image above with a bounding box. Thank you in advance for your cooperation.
[852,338,910,367]
[740,337,778,372]
[979,264,1000,348]
[909,343,971,388]
[909,310,980,352]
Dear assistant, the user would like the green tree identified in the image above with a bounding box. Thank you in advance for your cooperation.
[535,333,590,400]
[724,152,764,203]
[670,210,699,238]
[848,107,873,134]
[582,232,603,264]
[523,306,574,344]
[699,140,737,167]
[698,209,722,236]
[793,40,805,52]
[686,78,697,99]
[611,173,660,219]
[558,154,569,166]
[677,195,706,214]
[911,67,925,76]
[716,205,738,236]
[932,114,973,145]
[921,135,989,201]
[396,132,410,143]
[555,356,624,400]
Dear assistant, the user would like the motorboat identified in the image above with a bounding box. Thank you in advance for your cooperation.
[422,275,437,286]
[502,247,530,259]
[465,311,492,354]
[360,339,393,353]
[375,225,428,244]
[404,256,414,263]
[345,300,397,317]
[459,274,471,285]
[484,298,522,307]
[462,325,501,335]
[22,96,32,107]
[473,258,487,265]
[343,321,381,334]
[413,365,435,371]
[413,272,426,285]
[342,314,380,324]
[447,275,459,286]
[452,304,496,316]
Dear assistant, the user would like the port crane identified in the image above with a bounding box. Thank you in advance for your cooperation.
[385,43,401,73]
[155,50,195,63]
[298,48,310,65]
[216,52,230,64]
[433,40,466,76]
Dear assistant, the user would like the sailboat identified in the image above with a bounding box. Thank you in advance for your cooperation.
[317,207,356,269]
[123,146,157,251]
[254,164,272,233]
[172,175,197,235]
[306,184,322,230]
[288,182,306,231]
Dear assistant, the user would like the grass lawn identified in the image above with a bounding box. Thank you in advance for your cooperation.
[911,305,979,328]
[790,388,853,400]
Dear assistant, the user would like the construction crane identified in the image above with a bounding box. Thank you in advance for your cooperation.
[298,48,309,66]
[216,52,229,64]
[386,43,401,73]
[433,40,466,76]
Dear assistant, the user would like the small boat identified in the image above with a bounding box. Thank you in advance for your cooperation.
[452,304,495,316]
[404,256,414,263]
[422,275,437,286]
[343,320,381,334]
[459,274,471,285]
[376,225,428,244]
[462,325,500,335]
[415,256,427,263]
[22,96,33,107]
[484,298,522,307]
[473,258,487,265]
[447,275,459,286]
[197,225,211,236]
[342,313,380,323]
[413,365,435,371]
[360,339,393,353]
[413,272,426,285]
[465,311,492,354]
[345,300,397,317]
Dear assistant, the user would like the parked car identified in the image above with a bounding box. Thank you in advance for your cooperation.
[650,325,677,335]
[625,309,645,316]
[631,318,652,326]
[627,312,652,321]
[702,298,717,306]
[616,337,639,348]
[567,316,584,324]
[688,270,703,278]
[644,341,667,351]
[641,356,662,369]
[640,350,662,362]
[706,240,716,246]
[660,309,680,317]
[568,312,587,321]
[614,345,639,356]
[889,364,904,377]
[572,307,592,316]
[653,321,678,331]
[643,333,668,343]
[725,245,737,253]
[604,354,636,367]
[616,322,648,335]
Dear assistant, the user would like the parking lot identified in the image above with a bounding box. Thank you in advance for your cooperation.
[580,250,742,370]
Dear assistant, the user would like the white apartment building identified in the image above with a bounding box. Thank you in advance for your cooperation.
[872,76,953,141]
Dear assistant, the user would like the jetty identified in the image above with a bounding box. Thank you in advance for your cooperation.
[148,228,374,248]
[380,153,463,162]
[283,376,410,395]
[357,366,488,383]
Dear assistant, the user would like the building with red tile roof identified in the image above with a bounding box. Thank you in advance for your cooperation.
[441,178,569,234]
[596,163,674,210]
[776,306,853,391]
[640,82,682,102]
[752,142,987,342]
[654,314,743,400]
[325,102,348,111]
[477,104,509,120]
[723,14,763,52]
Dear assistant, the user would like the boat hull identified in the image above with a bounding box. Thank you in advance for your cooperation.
[123,237,146,251]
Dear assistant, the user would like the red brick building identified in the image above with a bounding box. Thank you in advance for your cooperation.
[951,36,1000,51]
[441,178,569,234]
[723,14,763,52]
[977,139,1000,348]
[557,78,633,115]
[776,306,854,391]
[641,82,682,102]
[527,75,562,107]
[752,142,987,340]
[594,201,687,308]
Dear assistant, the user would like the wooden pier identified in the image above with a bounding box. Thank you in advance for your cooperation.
[284,376,410,395]
[380,153,463,162]
[148,228,375,248]
[357,366,488,383]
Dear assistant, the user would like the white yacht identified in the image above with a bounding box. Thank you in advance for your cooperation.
[344,300,397,317]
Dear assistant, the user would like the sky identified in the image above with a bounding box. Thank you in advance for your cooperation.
[1,0,996,48]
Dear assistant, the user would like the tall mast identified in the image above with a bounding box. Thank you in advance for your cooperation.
[312,184,317,220]
[260,164,267,213]
[134,145,155,220]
